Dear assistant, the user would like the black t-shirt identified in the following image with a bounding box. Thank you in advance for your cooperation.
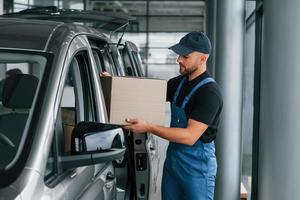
[167,71,223,143]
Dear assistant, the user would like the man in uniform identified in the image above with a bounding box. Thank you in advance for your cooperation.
[124,31,223,200]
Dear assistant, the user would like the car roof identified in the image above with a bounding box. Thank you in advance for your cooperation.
[0,18,63,51]
[0,17,109,52]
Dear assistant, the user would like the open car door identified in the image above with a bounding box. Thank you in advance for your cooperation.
[117,40,161,200]
[118,40,145,77]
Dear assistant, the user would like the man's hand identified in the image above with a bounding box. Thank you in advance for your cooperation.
[123,118,208,145]
[99,71,111,77]
[123,118,149,133]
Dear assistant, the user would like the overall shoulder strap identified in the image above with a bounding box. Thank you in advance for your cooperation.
[180,77,215,109]
[172,76,187,105]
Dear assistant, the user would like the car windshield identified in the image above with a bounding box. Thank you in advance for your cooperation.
[0,50,46,171]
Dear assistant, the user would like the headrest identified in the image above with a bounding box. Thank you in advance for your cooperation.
[2,74,39,109]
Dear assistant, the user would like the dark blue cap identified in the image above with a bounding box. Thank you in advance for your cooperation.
[168,31,212,55]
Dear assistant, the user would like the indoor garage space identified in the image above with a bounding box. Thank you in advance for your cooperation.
[0,1,298,200]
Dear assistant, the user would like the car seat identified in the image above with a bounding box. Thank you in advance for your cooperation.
[0,74,39,149]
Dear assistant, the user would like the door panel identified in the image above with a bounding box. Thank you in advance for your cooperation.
[133,133,150,200]
[145,134,161,200]
[79,163,116,200]
[62,167,95,199]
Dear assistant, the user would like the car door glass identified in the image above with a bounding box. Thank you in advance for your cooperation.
[92,50,105,73]
[99,49,115,75]
[121,49,136,76]
[132,52,144,77]
[104,47,118,75]
[109,49,125,76]
[90,40,125,76]
[44,145,55,183]
[44,59,80,185]
[45,51,95,185]
[0,52,45,171]
[60,59,81,154]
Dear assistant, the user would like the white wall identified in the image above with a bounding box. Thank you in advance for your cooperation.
[0,0,3,15]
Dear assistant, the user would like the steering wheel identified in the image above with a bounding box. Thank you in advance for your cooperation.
[0,132,15,148]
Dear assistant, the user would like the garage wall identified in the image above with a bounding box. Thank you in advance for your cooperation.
[0,0,3,15]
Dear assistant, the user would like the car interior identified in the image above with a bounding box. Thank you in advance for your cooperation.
[0,52,45,170]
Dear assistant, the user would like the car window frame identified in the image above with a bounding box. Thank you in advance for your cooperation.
[44,50,97,187]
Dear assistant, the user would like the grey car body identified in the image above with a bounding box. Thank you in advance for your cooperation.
[0,17,160,200]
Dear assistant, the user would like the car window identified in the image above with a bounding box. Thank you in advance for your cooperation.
[93,48,113,75]
[0,50,46,171]
[90,39,126,76]
[121,49,137,76]
[92,50,106,73]
[104,47,118,75]
[45,51,96,185]
[132,52,145,77]
[109,48,125,76]
[44,144,55,183]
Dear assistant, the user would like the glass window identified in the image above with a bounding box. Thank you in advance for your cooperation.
[92,50,106,73]
[121,49,136,76]
[104,48,117,76]
[109,50,125,76]
[132,52,144,77]
[44,145,56,185]
[0,51,46,172]
[44,51,96,184]
[100,49,115,75]
[45,59,81,185]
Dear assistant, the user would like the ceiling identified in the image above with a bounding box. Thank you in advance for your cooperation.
[88,0,206,33]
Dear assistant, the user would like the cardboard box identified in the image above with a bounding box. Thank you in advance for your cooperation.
[100,76,167,125]
[61,108,75,154]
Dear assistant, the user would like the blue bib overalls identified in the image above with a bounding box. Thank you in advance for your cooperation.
[161,77,217,200]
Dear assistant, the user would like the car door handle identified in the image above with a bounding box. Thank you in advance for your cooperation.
[149,144,156,151]
[150,147,155,151]
[70,171,77,179]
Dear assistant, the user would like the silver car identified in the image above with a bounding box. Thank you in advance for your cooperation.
[0,8,160,200]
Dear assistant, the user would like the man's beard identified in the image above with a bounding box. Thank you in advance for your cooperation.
[179,65,198,75]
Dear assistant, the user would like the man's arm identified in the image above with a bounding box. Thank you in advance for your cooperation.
[124,118,208,146]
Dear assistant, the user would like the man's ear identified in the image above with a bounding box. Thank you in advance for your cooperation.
[200,54,208,63]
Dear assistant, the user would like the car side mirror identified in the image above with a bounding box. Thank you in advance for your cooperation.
[59,122,125,169]
[71,121,124,154]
